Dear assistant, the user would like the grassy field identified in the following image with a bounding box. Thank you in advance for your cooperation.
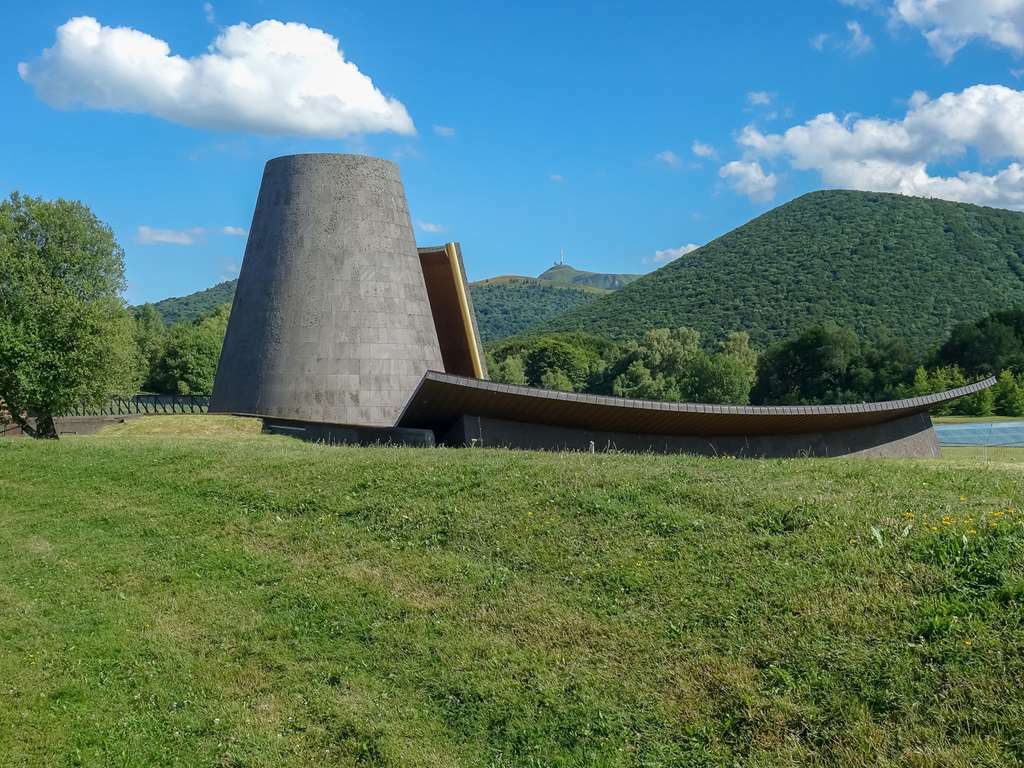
[1,418,1023,766]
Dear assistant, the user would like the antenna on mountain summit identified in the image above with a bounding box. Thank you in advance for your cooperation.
[558,248,566,266]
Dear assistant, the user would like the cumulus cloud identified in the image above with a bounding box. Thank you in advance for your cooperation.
[810,32,831,51]
[891,0,1024,62]
[655,149,682,167]
[137,226,205,245]
[652,244,701,264]
[735,83,1024,210]
[719,161,778,202]
[203,2,215,24]
[747,91,773,106]
[222,226,246,236]
[433,124,456,138]
[416,220,446,233]
[692,140,717,159]
[549,174,565,182]
[18,16,415,138]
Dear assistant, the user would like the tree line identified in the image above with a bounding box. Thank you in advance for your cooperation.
[486,313,1024,416]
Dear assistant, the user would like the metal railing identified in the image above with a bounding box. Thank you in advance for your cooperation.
[61,394,211,417]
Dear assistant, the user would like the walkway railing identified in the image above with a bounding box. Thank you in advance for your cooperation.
[61,394,211,416]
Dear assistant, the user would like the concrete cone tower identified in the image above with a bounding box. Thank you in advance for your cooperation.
[210,154,444,426]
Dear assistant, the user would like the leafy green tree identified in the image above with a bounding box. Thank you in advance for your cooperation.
[490,355,527,385]
[610,328,756,404]
[523,338,593,391]
[539,368,575,392]
[0,193,138,437]
[752,324,862,405]
[938,309,1024,375]
[150,305,229,395]
[960,386,995,417]
[612,360,668,400]
[993,370,1024,416]
[133,303,167,391]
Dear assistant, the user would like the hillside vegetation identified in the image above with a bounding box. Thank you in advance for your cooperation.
[470,279,604,340]
[542,191,1024,348]
[144,264,639,342]
[2,426,1023,766]
[151,280,236,325]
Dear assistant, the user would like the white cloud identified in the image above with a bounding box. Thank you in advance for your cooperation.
[416,220,446,233]
[811,32,831,50]
[846,20,874,54]
[137,226,205,245]
[652,244,701,264]
[433,124,456,138]
[748,91,773,106]
[891,0,1024,62]
[222,226,246,236]
[692,140,717,159]
[736,83,1024,210]
[719,161,778,202]
[203,2,215,24]
[18,16,415,138]
[655,149,682,167]
[549,174,565,182]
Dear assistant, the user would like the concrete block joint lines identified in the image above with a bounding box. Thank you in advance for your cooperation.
[210,154,445,426]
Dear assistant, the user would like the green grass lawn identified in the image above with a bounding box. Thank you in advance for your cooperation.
[1,421,1023,766]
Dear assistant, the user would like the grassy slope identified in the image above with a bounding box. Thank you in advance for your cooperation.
[543,190,1024,347]
[536,265,642,291]
[2,422,1023,766]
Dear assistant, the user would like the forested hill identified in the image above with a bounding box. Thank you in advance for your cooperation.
[140,265,635,341]
[469,279,603,341]
[541,190,1024,349]
[151,280,236,325]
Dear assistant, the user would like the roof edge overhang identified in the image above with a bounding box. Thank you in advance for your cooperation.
[396,372,997,437]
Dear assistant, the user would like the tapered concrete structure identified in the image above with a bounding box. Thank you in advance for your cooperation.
[210,154,444,426]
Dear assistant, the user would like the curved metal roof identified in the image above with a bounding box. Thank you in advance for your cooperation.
[397,372,996,436]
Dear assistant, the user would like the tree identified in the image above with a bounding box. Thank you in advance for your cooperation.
[523,338,593,391]
[0,193,138,437]
[613,360,668,400]
[150,305,229,395]
[993,370,1024,416]
[609,328,756,405]
[539,368,575,392]
[938,309,1024,375]
[490,355,527,385]
[751,324,862,405]
[133,303,167,391]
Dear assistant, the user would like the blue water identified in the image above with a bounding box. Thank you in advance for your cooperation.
[935,421,1024,447]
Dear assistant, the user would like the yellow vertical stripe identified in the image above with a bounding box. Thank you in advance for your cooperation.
[445,242,484,379]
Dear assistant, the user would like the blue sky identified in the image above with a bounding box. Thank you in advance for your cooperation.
[3,0,1024,304]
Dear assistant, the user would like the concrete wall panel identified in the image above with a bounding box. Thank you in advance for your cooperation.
[441,412,942,459]
[210,154,444,426]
